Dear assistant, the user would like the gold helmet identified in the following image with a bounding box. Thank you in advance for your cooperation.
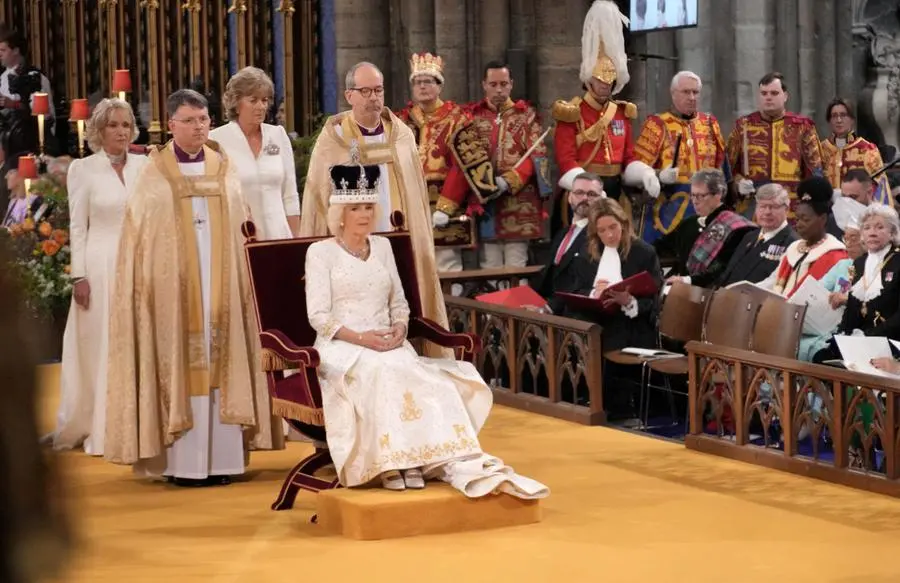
[580,0,630,93]
[409,52,444,84]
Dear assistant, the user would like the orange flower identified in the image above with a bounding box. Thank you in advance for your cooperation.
[38,221,52,237]
[51,229,68,246]
[22,218,35,232]
[8,224,23,237]
[41,239,60,257]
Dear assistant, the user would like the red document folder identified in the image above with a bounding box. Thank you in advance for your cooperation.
[476,285,547,309]
[555,271,658,314]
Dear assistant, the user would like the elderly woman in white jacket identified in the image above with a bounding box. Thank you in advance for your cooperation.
[210,66,299,239]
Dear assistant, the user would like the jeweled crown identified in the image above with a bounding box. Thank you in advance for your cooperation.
[409,52,444,84]
[328,141,380,205]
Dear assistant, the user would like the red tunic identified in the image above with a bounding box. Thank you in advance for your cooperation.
[552,93,636,181]
[439,98,546,241]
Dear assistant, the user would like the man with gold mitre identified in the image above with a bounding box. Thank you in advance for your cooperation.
[726,72,824,219]
[397,52,473,294]
[553,0,660,232]
[821,97,892,205]
[300,61,449,341]
[438,61,551,269]
[632,70,729,243]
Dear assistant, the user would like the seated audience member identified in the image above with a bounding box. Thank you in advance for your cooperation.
[657,168,755,288]
[1,158,42,228]
[759,176,852,361]
[717,183,797,287]
[813,204,900,363]
[827,168,874,242]
[577,198,662,419]
[530,172,603,315]
[304,161,548,499]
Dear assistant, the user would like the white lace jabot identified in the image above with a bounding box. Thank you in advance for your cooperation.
[850,245,890,303]
[591,246,623,294]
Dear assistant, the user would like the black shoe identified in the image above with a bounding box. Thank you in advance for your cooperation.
[206,475,232,486]
[168,477,210,488]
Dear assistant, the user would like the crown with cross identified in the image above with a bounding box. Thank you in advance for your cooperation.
[328,140,381,205]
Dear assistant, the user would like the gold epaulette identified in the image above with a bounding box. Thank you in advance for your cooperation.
[615,100,637,119]
[551,97,582,123]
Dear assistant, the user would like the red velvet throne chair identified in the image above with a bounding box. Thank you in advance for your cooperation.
[242,212,480,512]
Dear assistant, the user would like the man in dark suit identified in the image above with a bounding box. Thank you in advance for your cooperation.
[718,183,798,287]
[530,172,602,315]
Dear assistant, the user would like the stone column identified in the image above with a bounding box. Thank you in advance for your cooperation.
[676,0,715,113]
[629,32,676,123]
[334,0,391,112]
[814,0,838,128]
[533,0,587,113]
[732,0,776,119]
[478,0,510,73]
[797,0,817,119]
[508,0,536,101]
[834,0,856,102]
[711,0,737,131]
[435,0,471,103]
[774,0,799,114]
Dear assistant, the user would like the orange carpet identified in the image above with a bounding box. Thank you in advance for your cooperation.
[35,364,900,583]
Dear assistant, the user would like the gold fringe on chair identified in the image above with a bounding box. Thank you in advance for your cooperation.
[261,348,298,371]
[272,397,325,426]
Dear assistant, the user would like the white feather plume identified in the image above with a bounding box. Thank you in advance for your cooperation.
[580,0,630,93]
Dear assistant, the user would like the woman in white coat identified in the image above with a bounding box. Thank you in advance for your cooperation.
[53,98,148,455]
[210,66,299,239]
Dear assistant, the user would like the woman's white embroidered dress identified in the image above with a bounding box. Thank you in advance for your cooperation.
[54,152,148,455]
[305,235,549,499]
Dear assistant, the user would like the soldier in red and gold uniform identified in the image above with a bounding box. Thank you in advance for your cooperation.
[820,97,892,206]
[396,52,473,289]
[726,72,824,219]
[438,61,550,269]
[633,71,729,243]
[552,0,660,234]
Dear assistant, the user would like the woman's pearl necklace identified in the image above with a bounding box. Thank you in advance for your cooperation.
[337,236,369,259]
[106,151,126,165]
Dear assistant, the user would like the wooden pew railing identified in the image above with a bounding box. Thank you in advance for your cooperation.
[686,340,900,497]
[439,266,544,296]
[444,296,605,425]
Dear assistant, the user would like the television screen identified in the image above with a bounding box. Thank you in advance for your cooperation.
[629,0,698,32]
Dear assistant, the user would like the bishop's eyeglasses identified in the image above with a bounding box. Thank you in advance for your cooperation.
[349,86,385,98]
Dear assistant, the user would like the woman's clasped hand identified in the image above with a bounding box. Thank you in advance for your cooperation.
[358,322,406,352]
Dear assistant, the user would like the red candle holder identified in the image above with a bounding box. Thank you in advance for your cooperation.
[18,155,38,180]
[31,92,49,116]
[112,69,132,97]
[69,98,89,121]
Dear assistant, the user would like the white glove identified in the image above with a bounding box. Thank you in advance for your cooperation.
[642,172,661,199]
[623,161,660,199]
[496,176,510,194]
[737,179,755,196]
[659,166,679,185]
[432,210,450,227]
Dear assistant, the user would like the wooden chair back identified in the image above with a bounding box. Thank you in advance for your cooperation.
[751,297,806,358]
[658,283,711,344]
[702,288,761,350]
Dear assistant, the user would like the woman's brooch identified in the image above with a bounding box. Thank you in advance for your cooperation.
[264,141,280,155]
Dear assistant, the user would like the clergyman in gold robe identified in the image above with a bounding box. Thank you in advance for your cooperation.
[300,61,449,336]
[104,89,278,487]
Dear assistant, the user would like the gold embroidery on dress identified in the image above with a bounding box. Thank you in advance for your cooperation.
[453,424,467,438]
[379,433,391,450]
[357,434,480,484]
[400,391,423,422]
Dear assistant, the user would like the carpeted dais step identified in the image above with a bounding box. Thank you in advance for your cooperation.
[316,482,542,540]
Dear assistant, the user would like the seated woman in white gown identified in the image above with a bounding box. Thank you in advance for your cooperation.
[304,162,549,498]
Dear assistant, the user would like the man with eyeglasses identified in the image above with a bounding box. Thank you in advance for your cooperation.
[658,168,755,288]
[717,183,797,287]
[530,172,605,314]
[105,89,279,487]
[396,53,472,295]
[300,61,450,353]
[821,98,892,206]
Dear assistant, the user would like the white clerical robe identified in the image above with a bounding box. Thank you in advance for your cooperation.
[133,158,244,480]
